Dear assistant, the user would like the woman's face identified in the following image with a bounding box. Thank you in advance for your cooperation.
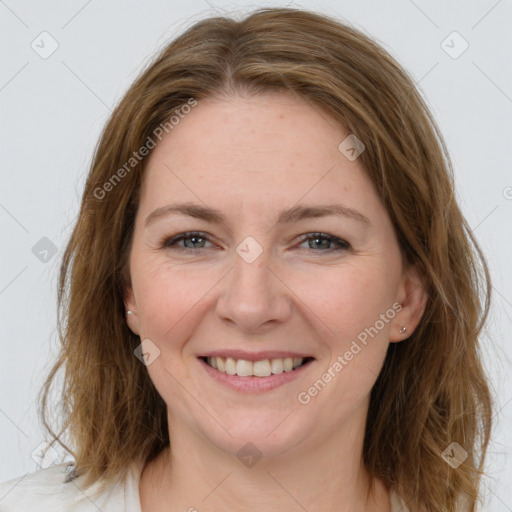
[125,93,424,458]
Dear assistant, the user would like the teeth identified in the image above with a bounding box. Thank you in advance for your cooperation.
[205,356,307,377]
[271,358,283,374]
[236,359,253,377]
[253,360,271,377]
[225,357,237,375]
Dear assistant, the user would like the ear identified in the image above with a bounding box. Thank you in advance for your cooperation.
[124,283,141,336]
[389,263,428,343]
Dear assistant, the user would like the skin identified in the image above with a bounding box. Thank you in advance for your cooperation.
[124,93,427,512]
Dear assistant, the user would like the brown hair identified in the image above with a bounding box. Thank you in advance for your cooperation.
[39,7,493,511]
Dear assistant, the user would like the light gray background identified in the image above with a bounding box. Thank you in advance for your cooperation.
[1,0,511,510]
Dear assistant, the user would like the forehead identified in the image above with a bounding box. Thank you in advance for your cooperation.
[139,93,380,219]
[147,93,346,172]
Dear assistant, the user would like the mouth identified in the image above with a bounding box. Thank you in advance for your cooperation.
[199,355,315,377]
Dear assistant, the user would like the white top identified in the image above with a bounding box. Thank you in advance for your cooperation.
[0,462,409,511]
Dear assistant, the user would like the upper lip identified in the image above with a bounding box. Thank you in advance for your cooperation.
[199,350,314,362]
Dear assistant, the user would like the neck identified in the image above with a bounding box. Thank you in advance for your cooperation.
[139,409,391,512]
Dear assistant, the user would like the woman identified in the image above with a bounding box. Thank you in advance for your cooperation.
[0,7,493,511]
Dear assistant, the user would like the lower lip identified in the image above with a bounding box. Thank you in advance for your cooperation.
[198,358,314,393]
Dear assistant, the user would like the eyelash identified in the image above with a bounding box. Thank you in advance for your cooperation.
[160,231,350,253]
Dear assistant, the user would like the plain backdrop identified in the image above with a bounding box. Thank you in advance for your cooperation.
[1,0,511,509]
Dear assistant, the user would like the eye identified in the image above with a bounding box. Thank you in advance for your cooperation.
[295,232,350,252]
[161,231,213,251]
[160,231,350,253]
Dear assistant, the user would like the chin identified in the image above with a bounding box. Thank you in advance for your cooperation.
[198,413,310,462]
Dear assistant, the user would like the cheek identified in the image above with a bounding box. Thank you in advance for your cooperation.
[292,260,397,336]
[132,265,215,397]
[132,259,219,346]
[292,261,397,384]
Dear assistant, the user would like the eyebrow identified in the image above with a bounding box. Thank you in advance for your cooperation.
[144,202,371,229]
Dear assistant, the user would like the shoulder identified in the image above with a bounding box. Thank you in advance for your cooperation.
[0,462,138,512]
[0,464,79,511]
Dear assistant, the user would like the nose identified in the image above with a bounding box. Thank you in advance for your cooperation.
[214,246,292,334]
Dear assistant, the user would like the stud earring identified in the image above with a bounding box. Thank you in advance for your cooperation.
[126,310,134,316]
[400,326,407,334]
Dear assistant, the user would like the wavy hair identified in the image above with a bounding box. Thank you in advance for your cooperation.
[39,7,493,511]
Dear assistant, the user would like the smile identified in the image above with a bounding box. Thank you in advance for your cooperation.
[197,350,316,393]
[201,356,313,377]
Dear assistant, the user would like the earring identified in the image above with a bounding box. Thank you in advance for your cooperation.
[400,326,407,334]
[126,310,134,316]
